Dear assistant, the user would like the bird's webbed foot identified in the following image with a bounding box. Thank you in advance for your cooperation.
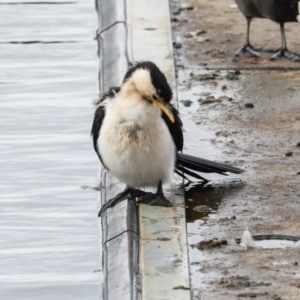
[138,181,172,207]
[270,48,300,62]
[98,188,147,217]
[138,193,171,207]
[235,44,261,57]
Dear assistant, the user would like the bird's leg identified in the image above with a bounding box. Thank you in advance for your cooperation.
[235,17,261,57]
[138,181,172,207]
[98,187,148,217]
[271,23,300,62]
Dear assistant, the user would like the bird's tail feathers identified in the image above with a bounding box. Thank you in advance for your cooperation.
[176,165,210,182]
[176,153,244,179]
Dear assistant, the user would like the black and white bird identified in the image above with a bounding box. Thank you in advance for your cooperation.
[92,61,244,217]
[235,0,300,61]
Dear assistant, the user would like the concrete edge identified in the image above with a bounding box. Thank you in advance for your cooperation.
[128,1,191,299]
[96,0,191,299]
[96,1,139,299]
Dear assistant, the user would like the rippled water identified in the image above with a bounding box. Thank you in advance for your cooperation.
[0,1,101,299]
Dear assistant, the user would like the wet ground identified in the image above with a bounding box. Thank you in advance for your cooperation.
[0,1,101,299]
[172,0,300,299]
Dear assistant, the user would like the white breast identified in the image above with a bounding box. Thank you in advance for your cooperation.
[98,92,176,188]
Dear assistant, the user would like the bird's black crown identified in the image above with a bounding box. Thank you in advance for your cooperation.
[123,61,173,104]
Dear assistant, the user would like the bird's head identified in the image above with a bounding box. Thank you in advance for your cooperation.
[122,61,175,123]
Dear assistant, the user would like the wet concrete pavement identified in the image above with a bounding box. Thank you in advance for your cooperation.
[0,1,101,299]
[172,0,300,299]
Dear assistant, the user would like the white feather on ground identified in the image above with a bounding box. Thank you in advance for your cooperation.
[239,227,256,250]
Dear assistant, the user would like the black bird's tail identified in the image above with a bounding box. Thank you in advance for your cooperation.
[176,153,244,181]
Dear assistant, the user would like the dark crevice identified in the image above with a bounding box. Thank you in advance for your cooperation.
[0,41,77,44]
[0,2,76,5]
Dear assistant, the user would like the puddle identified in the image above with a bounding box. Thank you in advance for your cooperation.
[236,235,300,249]
[256,239,300,249]
[185,180,244,223]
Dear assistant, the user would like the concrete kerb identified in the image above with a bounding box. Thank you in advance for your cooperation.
[96,0,191,299]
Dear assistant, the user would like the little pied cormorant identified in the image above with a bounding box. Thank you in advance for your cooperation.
[91,61,244,217]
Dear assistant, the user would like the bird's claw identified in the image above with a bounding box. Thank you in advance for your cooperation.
[235,44,261,58]
[270,49,300,62]
[138,193,172,207]
[98,188,148,217]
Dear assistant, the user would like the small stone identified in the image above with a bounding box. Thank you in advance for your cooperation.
[244,103,254,108]
[218,217,229,222]
[171,17,179,22]
[195,29,206,36]
[180,99,193,107]
[192,73,220,81]
[285,151,293,157]
[181,2,194,10]
[294,262,298,265]
[205,96,215,100]
[272,295,282,300]
[216,131,229,137]
[221,84,228,90]
[206,80,218,86]
[225,70,241,80]
[193,205,211,212]
[196,37,210,43]
[173,42,182,49]
[199,96,222,105]
[195,238,227,250]
[184,32,194,38]
[231,215,236,220]
[296,142,300,147]
[297,172,300,175]
[218,95,233,101]
[172,6,181,15]
[199,92,211,96]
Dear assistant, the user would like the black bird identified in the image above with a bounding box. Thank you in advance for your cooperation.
[92,61,244,217]
[235,0,300,61]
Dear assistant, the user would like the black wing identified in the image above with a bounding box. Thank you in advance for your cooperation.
[91,86,120,169]
[161,103,184,152]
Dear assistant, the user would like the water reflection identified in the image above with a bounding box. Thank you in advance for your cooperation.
[185,180,245,222]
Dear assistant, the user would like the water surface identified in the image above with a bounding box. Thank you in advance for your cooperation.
[0,1,101,299]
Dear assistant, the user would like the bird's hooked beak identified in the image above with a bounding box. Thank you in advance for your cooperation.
[151,97,175,123]
[297,2,300,22]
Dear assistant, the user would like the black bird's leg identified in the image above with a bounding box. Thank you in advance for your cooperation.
[235,17,261,57]
[98,187,148,217]
[270,23,300,62]
[138,181,172,207]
